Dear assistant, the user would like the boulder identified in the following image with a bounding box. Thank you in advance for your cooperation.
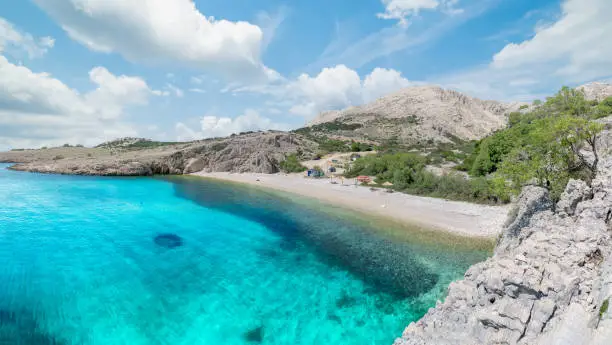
[183,157,206,174]
[498,186,553,252]
[557,179,593,217]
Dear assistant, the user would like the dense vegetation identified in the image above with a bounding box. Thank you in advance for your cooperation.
[96,138,182,150]
[344,87,610,203]
[345,153,503,204]
[280,154,307,173]
[461,87,609,200]
[294,120,363,134]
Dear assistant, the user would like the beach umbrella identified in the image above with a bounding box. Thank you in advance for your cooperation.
[382,181,394,186]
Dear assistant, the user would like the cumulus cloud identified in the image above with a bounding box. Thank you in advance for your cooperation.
[175,109,289,140]
[492,0,612,82]
[433,0,612,101]
[290,65,363,110]
[32,0,275,82]
[228,65,412,118]
[231,65,412,118]
[377,0,462,27]
[0,55,158,149]
[0,17,54,59]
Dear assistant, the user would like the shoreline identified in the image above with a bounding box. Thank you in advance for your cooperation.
[192,172,510,239]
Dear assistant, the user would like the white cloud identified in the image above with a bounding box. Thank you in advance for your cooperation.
[311,0,490,72]
[492,0,612,82]
[166,83,184,98]
[188,88,207,94]
[228,65,412,119]
[0,55,156,149]
[377,0,462,27]
[291,65,363,110]
[363,67,413,101]
[236,65,412,118]
[86,67,154,118]
[255,6,289,51]
[190,76,204,85]
[432,0,612,101]
[175,109,289,140]
[32,0,275,82]
[378,0,440,27]
[0,17,54,59]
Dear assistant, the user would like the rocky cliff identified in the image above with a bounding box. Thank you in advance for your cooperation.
[1,132,318,176]
[306,86,526,144]
[394,123,612,344]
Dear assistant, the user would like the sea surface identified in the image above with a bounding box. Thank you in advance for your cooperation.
[0,163,491,345]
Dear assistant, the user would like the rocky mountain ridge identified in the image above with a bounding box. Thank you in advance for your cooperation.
[578,82,612,102]
[306,85,527,144]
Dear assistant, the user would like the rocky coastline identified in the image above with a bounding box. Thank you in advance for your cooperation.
[395,145,612,343]
[1,132,317,176]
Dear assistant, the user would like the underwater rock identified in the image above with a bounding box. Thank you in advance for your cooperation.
[336,291,358,309]
[244,326,264,343]
[154,233,183,249]
[0,308,64,345]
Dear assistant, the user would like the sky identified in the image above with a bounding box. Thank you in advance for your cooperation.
[1,0,611,150]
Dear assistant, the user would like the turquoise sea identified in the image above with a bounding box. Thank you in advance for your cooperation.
[0,163,490,345]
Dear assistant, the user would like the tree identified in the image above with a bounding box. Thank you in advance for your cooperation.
[544,86,590,117]
[593,96,612,119]
[554,116,604,180]
[279,154,307,173]
[498,116,603,200]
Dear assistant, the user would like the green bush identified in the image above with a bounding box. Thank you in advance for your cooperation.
[350,141,373,152]
[600,299,609,319]
[279,154,307,173]
[346,153,503,203]
[459,86,605,202]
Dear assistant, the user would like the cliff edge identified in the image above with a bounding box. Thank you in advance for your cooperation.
[395,122,612,344]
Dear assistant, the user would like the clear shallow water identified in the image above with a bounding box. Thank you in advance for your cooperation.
[0,164,490,345]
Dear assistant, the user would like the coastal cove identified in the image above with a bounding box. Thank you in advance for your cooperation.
[0,164,491,344]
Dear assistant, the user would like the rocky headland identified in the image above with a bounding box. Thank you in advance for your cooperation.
[0,131,318,176]
[394,122,612,344]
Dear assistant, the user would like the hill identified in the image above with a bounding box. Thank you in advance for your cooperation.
[303,85,526,146]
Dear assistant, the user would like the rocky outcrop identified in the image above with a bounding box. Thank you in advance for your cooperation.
[395,156,612,344]
[578,82,612,102]
[306,86,526,144]
[2,132,318,176]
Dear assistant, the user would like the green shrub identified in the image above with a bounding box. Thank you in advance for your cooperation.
[346,153,503,203]
[279,154,307,173]
[600,299,609,319]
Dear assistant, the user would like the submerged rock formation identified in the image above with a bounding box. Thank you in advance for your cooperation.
[154,234,183,249]
[395,160,612,343]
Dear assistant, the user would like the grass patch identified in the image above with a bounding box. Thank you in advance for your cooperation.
[601,298,609,319]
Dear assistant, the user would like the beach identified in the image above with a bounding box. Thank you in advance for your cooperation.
[193,172,510,238]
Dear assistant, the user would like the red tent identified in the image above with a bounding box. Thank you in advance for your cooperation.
[357,176,371,183]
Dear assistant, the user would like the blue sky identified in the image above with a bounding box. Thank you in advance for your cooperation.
[0,0,610,149]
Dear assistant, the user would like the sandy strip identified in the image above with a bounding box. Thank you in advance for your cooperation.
[192,172,510,239]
